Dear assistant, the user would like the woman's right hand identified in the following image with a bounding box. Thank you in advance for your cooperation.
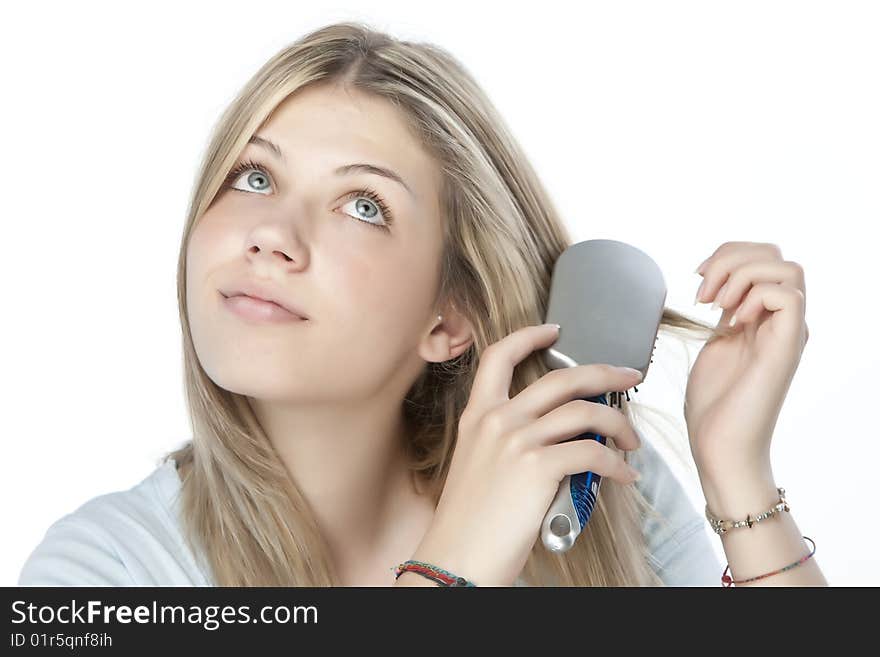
[406,323,644,587]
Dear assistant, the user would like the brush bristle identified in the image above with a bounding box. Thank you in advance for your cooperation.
[570,471,600,529]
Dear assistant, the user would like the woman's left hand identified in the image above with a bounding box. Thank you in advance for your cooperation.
[684,241,810,491]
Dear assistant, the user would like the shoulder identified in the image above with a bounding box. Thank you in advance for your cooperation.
[18,460,212,586]
[628,431,723,586]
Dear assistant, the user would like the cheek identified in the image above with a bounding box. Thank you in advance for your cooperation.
[186,212,236,282]
[338,244,437,330]
[184,217,231,323]
[338,252,384,313]
[186,217,217,272]
[185,228,212,301]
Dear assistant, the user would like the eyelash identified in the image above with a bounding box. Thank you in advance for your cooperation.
[222,158,394,231]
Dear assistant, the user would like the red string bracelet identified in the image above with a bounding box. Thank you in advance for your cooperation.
[721,535,816,587]
[393,560,476,586]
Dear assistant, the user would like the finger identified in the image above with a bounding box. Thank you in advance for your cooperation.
[506,366,642,441]
[468,323,561,412]
[706,260,806,313]
[696,241,783,276]
[541,437,640,485]
[695,243,784,304]
[510,398,641,451]
[727,282,806,339]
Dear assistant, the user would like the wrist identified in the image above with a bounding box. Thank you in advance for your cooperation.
[409,527,484,586]
[698,464,779,520]
[393,570,440,587]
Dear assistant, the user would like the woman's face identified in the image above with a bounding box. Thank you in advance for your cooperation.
[186,82,447,403]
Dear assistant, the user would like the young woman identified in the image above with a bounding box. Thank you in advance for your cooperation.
[18,22,823,587]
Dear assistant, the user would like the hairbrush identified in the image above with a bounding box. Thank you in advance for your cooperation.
[540,239,666,552]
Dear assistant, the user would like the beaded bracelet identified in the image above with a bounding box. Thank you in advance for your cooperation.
[721,535,816,587]
[705,487,790,535]
[393,560,477,587]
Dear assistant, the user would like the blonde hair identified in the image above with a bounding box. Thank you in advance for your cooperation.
[165,21,732,586]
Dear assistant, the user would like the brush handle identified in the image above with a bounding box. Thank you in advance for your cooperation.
[540,393,608,553]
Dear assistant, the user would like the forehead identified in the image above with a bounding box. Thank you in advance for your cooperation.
[257,83,440,202]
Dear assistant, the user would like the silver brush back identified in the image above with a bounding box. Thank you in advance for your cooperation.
[540,239,666,552]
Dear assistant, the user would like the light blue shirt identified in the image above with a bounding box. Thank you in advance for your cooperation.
[18,436,722,587]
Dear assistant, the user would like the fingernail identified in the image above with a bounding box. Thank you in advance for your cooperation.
[694,280,704,305]
[621,367,643,380]
[628,465,641,481]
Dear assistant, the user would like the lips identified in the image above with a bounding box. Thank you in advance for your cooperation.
[219,281,309,319]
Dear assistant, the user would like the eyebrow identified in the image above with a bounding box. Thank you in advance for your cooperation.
[247,134,415,198]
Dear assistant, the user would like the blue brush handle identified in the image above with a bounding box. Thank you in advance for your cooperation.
[540,392,608,553]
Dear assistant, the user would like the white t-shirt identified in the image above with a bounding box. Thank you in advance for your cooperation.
[18,436,723,587]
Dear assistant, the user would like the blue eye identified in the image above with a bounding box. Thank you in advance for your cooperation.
[339,189,392,230]
[223,159,394,231]
[223,159,274,195]
[226,160,272,194]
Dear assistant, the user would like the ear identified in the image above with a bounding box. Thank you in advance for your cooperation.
[417,305,474,363]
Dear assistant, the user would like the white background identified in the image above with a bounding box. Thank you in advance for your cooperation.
[2,1,877,586]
